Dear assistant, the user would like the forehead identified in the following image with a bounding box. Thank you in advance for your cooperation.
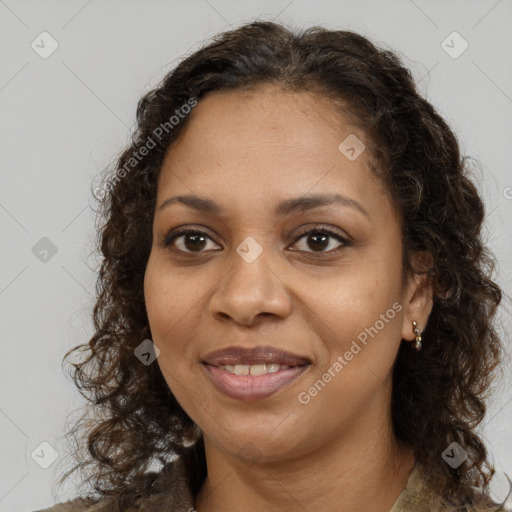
[157,85,388,215]
[168,84,363,158]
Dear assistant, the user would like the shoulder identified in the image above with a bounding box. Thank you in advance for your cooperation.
[392,462,512,512]
[32,497,114,512]
[472,498,512,511]
[32,454,196,512]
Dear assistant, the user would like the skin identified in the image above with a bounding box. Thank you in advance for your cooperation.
[143,83,433,512]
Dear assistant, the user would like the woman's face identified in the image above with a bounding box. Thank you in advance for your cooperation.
[144,84,431,462]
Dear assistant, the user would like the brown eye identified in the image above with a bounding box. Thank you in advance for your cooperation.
[162,226,350,256]
[164,229,220,253]
[291,228,350,254]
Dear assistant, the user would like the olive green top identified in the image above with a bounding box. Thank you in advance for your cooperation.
[33,457,512,512]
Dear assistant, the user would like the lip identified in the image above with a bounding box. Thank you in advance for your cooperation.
[203,364,310,401]
[202,345,311,367]
[201,345,311,401]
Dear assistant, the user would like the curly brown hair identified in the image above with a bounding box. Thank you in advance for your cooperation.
[55,19,506,510]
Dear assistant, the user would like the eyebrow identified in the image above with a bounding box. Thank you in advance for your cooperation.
[158,193,370,219]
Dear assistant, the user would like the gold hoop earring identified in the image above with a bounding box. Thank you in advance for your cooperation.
[412,321,424,351]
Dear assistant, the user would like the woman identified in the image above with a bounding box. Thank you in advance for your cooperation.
[35,20,510,512]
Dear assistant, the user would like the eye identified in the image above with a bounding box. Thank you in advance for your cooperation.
[162,225,351,255]
[290,226,351,254]
[163,227,221,253]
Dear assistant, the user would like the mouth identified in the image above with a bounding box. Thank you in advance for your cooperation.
[212,362,299,375]
[201,346,311,401]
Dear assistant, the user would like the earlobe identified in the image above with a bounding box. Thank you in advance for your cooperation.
[400,252,434,343]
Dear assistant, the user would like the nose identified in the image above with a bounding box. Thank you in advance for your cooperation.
[209,246,293,327]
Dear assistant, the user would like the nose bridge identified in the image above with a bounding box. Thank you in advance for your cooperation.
[209,237,292,325]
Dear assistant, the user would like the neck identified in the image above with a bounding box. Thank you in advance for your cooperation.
[195,414,415,512]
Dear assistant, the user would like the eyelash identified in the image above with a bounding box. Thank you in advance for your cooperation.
[162,225,351,256]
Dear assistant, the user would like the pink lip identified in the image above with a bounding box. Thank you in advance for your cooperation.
[203,363,310,401]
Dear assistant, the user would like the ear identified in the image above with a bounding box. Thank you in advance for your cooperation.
[400,251,434,342]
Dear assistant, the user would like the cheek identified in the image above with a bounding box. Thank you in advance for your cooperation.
[143,257,213,386]
[144,263,206,406]
[302,258,401,329]
[144,257,188,357]
[296,293,402,428]
[144,253,196,331]
[298,248,403,368]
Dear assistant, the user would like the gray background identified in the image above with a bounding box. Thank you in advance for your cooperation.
[1,0,511,510]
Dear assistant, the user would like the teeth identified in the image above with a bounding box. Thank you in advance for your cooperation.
[222,363,291,375]
[234,364,250,375]
[249,364,267,376]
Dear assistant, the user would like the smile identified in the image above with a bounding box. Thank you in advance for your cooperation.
[220,363,290,375]
[202,362,310,401]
